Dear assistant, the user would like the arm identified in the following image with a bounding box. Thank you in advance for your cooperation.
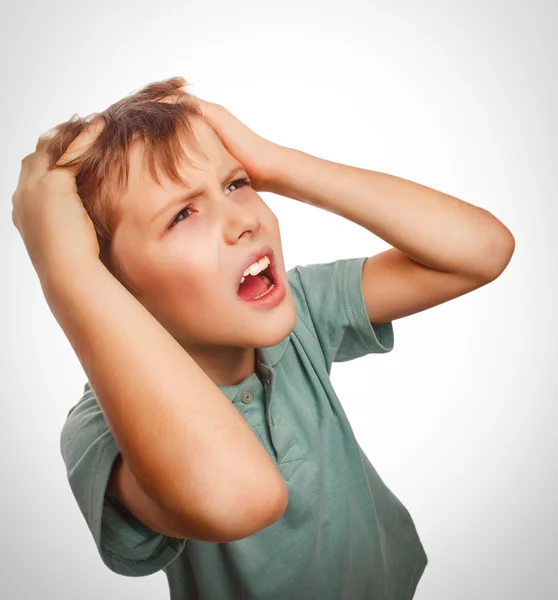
[265,147,515,322]
[266,147,514,281]
[46,259,288,542]
[106,454,269,542]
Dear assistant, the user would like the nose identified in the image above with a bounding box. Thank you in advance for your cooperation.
[224,200,261,244]
[205,179,262,243]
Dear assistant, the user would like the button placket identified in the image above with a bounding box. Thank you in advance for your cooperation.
[263,368,277,428]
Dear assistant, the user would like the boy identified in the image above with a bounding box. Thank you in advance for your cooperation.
[12,76,514,599]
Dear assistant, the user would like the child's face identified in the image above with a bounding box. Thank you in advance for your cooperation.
[110,116,296,351]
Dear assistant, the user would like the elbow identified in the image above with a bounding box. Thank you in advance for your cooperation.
[213,475,289,543]
[478,227,516,282]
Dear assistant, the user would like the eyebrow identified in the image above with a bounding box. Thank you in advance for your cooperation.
[149,163,247,225]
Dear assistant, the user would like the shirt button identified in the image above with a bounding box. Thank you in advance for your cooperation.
[266,378,270,385]
[241,389,255,404]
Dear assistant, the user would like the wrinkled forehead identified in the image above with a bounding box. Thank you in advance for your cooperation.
[112,117,229,226]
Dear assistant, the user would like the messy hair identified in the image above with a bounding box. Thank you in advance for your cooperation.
[39,76,205,297]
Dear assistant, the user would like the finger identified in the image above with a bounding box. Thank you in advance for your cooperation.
[17,150,51,191]
[55,116,106,169]
[194,97,221,120]
[193,97,214,109]
[35,125,59,152]
[195,100,230,138]
[12,207,19,231]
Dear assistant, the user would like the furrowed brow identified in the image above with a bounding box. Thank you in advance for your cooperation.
[149,163,246,225]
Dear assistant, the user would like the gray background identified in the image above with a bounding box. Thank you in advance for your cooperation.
[1,0,555,598]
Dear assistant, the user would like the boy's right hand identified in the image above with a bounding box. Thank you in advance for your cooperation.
[12,118,106,287]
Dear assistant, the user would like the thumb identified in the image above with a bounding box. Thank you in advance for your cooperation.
[54,116,106,171]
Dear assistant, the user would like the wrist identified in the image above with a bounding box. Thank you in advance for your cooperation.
[40,254,104,301]
[259,144,297,195]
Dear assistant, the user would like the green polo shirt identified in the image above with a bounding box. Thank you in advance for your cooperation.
[60,256,428,599]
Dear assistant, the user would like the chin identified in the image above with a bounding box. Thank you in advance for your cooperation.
[247,301,297,348]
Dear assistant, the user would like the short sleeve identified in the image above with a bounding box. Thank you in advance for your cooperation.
[60,382,186,577]
[287,256,394,373]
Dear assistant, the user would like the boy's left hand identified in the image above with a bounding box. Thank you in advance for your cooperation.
[194,97,284,192]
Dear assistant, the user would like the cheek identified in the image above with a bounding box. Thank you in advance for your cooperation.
[156,272,229,338]
[160,266,220,307]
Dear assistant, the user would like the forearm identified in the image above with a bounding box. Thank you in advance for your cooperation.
[44,259,286,529]
[266,146,514,280]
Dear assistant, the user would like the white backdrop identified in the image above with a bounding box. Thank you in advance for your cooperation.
[1,0,555,598]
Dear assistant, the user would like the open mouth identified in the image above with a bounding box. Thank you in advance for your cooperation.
[237,255,281,302]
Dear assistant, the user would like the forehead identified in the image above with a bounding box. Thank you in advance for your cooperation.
[115,117,230,226]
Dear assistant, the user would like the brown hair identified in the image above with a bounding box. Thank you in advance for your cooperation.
[40,76,205,296]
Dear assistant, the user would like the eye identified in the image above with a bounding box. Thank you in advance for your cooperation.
[225,176,251,195]
[168,202,195,230]
[168,177,251,230]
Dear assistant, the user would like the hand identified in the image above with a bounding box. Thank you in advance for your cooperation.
[12,118,105,287]
[194,97,284,192]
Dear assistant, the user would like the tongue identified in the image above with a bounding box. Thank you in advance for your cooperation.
[238,274,271,301]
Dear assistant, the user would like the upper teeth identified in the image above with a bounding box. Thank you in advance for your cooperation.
[240,255,270,283]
